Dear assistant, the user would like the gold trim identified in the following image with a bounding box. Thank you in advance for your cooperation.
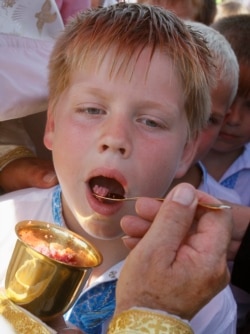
[108,309,194,334]
[0,146,35,171]
[0,290,55,333]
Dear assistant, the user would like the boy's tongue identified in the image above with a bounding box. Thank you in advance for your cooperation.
[90,176,125,200]
[93,185,110,198]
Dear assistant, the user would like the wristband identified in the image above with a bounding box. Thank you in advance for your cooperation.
[107,308,193,334]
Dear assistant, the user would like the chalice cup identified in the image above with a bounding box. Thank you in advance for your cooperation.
[5,220,102,321]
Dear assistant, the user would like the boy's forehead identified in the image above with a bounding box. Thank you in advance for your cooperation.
[64,46,185,114]
[212,74,236,108]
[73,46,176,83]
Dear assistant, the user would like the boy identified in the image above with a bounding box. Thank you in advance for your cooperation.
[203,15,250,207]
[0,3,236,333]
[170,21,239,202]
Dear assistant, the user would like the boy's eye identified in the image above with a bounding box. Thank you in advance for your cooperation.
[206,112,224,127]
[208,117,221,126]
[84,107,104,115]
[145,119,159,127]
[138,117,164,129]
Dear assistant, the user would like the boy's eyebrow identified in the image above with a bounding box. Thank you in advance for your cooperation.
[71,83,180,113]
[134,99,181,114]
[68,85,109,101]
[72,85,180,114]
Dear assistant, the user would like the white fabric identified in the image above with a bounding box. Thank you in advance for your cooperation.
[0,0,64,120]
[0,315,16,334]
[0,0,63,39]
[0,186,237,334]
[241,0,250,10]
[218,143,250,206]
[0,33,55,120]
[198,162,242,204]
[103,0,137,5]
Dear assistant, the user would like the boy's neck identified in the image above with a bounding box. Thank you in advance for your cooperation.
[202,146,244,181]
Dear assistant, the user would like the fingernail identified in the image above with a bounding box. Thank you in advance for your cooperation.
[172,185,195,206]
[43,171,57,183]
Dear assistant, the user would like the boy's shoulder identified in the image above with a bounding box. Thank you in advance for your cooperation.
[0,186,56,223]
[198,161,242,204]
[222,143,250,179]
[0,186,55,203]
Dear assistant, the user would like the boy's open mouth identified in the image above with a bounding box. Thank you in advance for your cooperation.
[89,176,125,203]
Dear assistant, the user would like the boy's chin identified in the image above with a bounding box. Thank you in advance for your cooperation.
[79,221,124,240]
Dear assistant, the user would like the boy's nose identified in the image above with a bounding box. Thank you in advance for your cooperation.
[101,144,126,156]
[226,109,241,126]
[98,120,132,158]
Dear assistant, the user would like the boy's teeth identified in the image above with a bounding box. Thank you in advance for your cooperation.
[92,185,125,201]
[93,185,109,197]
[90,176,125,200]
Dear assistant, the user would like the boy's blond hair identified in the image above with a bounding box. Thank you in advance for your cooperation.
[187,21,239,105]
[48,3,215,138]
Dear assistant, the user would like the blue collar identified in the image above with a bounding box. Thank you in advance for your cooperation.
[52,185,63,226]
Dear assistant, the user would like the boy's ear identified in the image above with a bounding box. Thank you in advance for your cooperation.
[43,106,55,151]
[174,136,199,179]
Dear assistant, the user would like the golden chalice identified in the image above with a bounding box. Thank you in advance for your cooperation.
[5,220,102,321]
